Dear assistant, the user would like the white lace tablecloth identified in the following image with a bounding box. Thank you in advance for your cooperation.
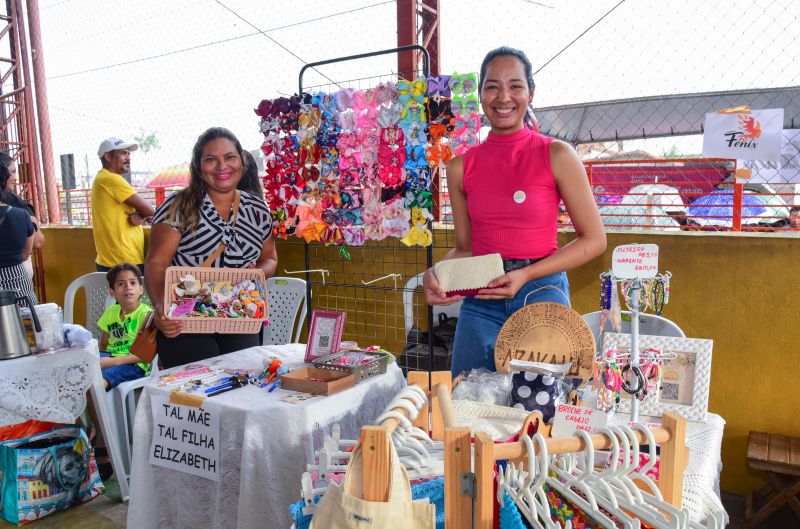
[0,343,94,426]
[126,344,405,529]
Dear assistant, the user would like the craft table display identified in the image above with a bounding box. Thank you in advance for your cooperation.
[126,344,405,529]
[0,339,130,500]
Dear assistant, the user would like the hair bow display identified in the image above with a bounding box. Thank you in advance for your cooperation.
[353,89,376,111]
[426,75,451,98]
[397,78,427,106]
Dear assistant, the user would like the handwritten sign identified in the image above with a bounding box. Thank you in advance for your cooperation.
[551,404,609,437]
[150,395,220,481]
[611,243,659,279]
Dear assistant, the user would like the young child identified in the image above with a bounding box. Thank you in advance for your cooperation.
[97,263,153,390]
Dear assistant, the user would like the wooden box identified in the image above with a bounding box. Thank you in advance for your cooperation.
[280,367,355,396]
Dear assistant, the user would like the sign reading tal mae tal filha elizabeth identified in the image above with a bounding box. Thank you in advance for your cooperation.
[150,395,220,481]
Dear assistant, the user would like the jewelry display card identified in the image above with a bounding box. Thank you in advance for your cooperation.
[602,332,713,422]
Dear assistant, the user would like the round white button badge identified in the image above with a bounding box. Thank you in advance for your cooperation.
[513,190,526,204]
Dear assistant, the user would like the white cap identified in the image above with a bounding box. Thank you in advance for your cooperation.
[97,138,138,157]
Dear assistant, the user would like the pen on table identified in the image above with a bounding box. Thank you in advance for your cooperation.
[206,383,242,397]
[267,380,280,393]
[205,381,236,394]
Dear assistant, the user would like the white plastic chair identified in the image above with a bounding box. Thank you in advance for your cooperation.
[64,271,151,491]
[262,277,307,345]
[402,272,462,339]
[581,310,685,351]
[63,272,115,338]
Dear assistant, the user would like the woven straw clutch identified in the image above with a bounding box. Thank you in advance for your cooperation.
[434,253,505,295]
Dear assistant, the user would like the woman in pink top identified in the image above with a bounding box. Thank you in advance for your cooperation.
[424,47,606,376]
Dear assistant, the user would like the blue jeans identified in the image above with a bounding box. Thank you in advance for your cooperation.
[450,271,571,376]
[100,352,145,390]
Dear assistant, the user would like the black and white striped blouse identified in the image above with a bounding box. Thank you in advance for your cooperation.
[152,191,273,268]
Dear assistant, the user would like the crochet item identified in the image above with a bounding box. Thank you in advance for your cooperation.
[434,253,504,296]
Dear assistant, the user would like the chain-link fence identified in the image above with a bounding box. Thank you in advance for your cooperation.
[22,0,795,232]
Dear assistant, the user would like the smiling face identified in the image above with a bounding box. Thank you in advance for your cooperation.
[479,55,533,135]
[199,138,243,195]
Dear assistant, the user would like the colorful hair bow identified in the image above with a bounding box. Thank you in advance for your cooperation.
[402,122,428,146]
[377,102,403,129]
[380,126,405,148]
[342,226,366,246]
[357,107,378,130]
[405,167,432,189]
[404,145,428,171]
[400,207,433,247]
[405,188,433,209]
[353,89,376,111]
[381,201,411,237]
[397,78,427,106]
[335,88,356,111]
[375,82,399,105]
[425,142,453,169]
[427,98,454,125]
[452,113,481,135]
[337,109,358,132]
[340,189,363,209]
[449,72,478,95]
[451,94,480,117]
[426,75,451,98]
[428,122,448,141]
[312,92,337,117]
[399,102,427,126]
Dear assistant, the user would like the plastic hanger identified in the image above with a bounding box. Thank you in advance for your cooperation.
[627,424,690,528]
[601,426,676,529]
[539,432,619,529]
[561,429,641,529]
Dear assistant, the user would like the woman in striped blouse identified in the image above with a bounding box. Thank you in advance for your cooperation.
[145,127,277,368]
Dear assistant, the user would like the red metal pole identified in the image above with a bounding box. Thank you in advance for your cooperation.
[25,0,58,223]
[12,0,44,221]
[396,0,418,78]
[732,182,743,231]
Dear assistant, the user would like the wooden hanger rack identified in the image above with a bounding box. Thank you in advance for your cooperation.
[355,372,689,529]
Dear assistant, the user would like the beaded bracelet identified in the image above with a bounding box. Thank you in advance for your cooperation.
[599,273,612,311]
[620,364,645,396]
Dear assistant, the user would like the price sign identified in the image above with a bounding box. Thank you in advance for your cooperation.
[611,244,659,279]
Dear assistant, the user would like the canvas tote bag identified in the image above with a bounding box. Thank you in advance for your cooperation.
[309,439,435,529]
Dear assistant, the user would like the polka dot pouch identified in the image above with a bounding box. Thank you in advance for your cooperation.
[508,360,580,423]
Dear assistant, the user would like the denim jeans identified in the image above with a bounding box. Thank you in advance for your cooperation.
[450,271,571,377]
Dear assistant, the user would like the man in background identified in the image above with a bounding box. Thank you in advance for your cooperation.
[91,138,154,273]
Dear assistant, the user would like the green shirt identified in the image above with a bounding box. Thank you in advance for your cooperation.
[97,303,153,374]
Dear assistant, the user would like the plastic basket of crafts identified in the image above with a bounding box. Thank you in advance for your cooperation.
[313,350,391,383]
[163,266,268,334]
